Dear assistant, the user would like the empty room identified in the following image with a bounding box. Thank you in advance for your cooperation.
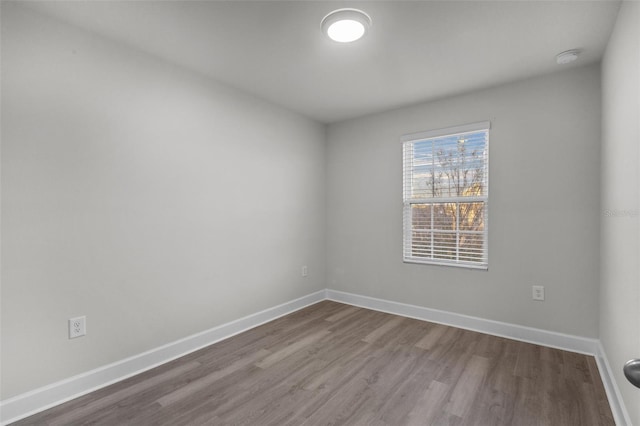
[1,1,639,425]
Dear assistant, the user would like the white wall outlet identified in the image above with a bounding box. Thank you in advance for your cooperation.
[301,265,308,277]
[69,316,86,339]
[532,285,545,301]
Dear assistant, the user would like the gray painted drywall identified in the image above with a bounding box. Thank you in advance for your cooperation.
[1,4,326,399]
[326,65,602,339]
[601,2,640,424]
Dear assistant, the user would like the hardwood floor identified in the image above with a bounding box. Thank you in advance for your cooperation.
[14,301,614,425]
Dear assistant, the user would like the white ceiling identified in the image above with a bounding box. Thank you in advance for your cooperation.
[24,1,621,123]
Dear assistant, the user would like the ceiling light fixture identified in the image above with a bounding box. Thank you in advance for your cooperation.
[321,8,371,43]
[556,49,581,65]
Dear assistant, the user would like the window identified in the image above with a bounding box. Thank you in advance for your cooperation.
[402,122,489,269]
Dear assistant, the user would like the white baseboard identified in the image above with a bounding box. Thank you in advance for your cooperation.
[326,289,629,426]
[0,290,326,425]
[326,289,599,354]
[1,288,630,426]
[595,342,632,426]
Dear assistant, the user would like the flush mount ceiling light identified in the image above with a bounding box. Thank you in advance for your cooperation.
[321,8,372,43]
[556,49,581,65]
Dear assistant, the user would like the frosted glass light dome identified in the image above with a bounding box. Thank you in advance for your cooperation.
[321,9,371,43]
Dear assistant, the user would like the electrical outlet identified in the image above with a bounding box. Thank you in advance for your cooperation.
[69,316,86,339]
[301,265,308,277]
[532,285,545,301]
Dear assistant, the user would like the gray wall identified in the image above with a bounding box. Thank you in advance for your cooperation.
[1,4,326,399]
[600,2,640,424]
[326,65,602,338]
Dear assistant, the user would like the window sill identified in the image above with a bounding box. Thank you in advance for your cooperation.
[403,258,488,270]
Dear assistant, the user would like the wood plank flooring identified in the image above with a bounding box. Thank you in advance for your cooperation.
[13,301,614,425]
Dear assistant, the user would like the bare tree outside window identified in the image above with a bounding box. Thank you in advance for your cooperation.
[403,124,489,268]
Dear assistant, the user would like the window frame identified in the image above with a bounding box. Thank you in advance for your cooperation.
[401,121,490,270]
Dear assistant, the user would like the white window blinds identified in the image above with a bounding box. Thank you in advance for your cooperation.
[402,122,489,269]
